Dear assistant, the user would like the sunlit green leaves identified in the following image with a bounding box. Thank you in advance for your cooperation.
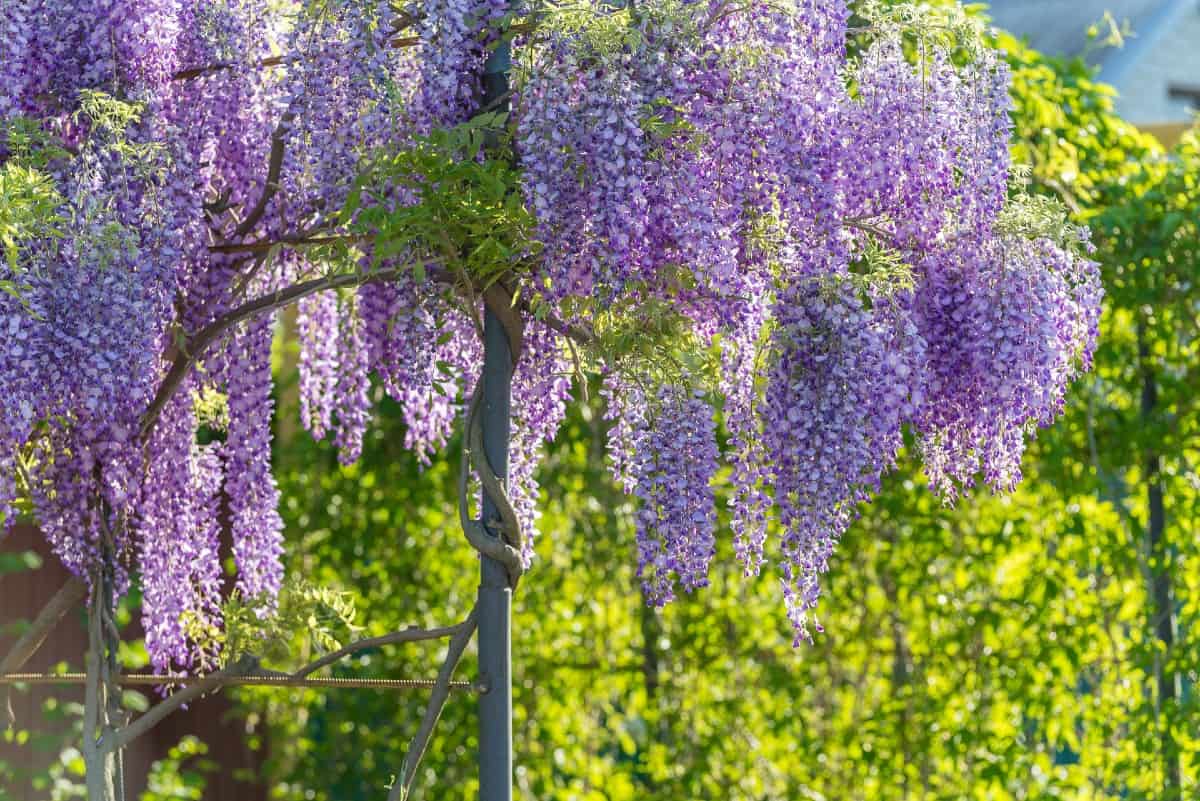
[214,577,364,669]
[344,112,538,290]
[140,736,216,801]
[0,163,64,273]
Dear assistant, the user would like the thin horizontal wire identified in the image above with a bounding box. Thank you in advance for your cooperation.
[0,673,477,692]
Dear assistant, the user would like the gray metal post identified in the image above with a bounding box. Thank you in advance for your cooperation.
[478,38,514,801]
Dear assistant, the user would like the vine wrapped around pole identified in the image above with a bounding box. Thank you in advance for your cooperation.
[473,7,521,795]
[475,299,522,800]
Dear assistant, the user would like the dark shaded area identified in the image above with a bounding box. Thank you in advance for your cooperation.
[0,524,267,801]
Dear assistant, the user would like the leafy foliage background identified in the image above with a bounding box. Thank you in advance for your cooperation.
[237,7,1200,800]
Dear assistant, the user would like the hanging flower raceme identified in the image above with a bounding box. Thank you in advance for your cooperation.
[137,388,225,673]
[518,0,1099,642]
[763,277,925,641]
[842,36,1013,251]
[605,377,720,605]
[720,297,773,577]
[0,0,1103,667]
[913,233,1102,499]
[509,322,573,565]
[332,294,372,465]
[353,277,479,465]
[298,291,340,441]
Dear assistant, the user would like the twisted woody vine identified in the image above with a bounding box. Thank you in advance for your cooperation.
[0,0,1100,796]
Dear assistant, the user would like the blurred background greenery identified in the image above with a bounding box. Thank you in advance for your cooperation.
[4,2,1200,799]
[240,7,1200,797]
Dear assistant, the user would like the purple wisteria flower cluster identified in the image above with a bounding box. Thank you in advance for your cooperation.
[764,280,924,637]
[606,381,720,606]
[516,0,1100,640]
[0,0,502,670]
[0,0,1101,664]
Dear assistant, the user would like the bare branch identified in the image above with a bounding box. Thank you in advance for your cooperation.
[842,216,899,244]
[0,577,87,675]
[141,248,589,445]
[481,283,525,363]
[139,260,433,440]
[172,54,287,81]
[481,272,593,350]
[467,384,524,560]
[292,619,471,680]
[515,308,593,347]
[458,388,524,585]
[113,655,261,750]
[229,109,297,241]
[390,607,479,801]
[207,233,362,255]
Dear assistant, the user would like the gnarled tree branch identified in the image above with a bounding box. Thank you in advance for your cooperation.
[139,261,432,440]
[458,388,524,586]
[140,257,591,442]
[172,54,286,81]
[229,109,297,241]
[207,233,361,255]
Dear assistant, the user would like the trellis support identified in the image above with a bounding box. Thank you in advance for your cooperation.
[477,31,515,801]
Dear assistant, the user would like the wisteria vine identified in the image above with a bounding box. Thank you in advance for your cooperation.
[0,0,1101,672]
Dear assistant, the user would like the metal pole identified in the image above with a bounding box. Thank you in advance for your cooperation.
[478,36,514,801]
